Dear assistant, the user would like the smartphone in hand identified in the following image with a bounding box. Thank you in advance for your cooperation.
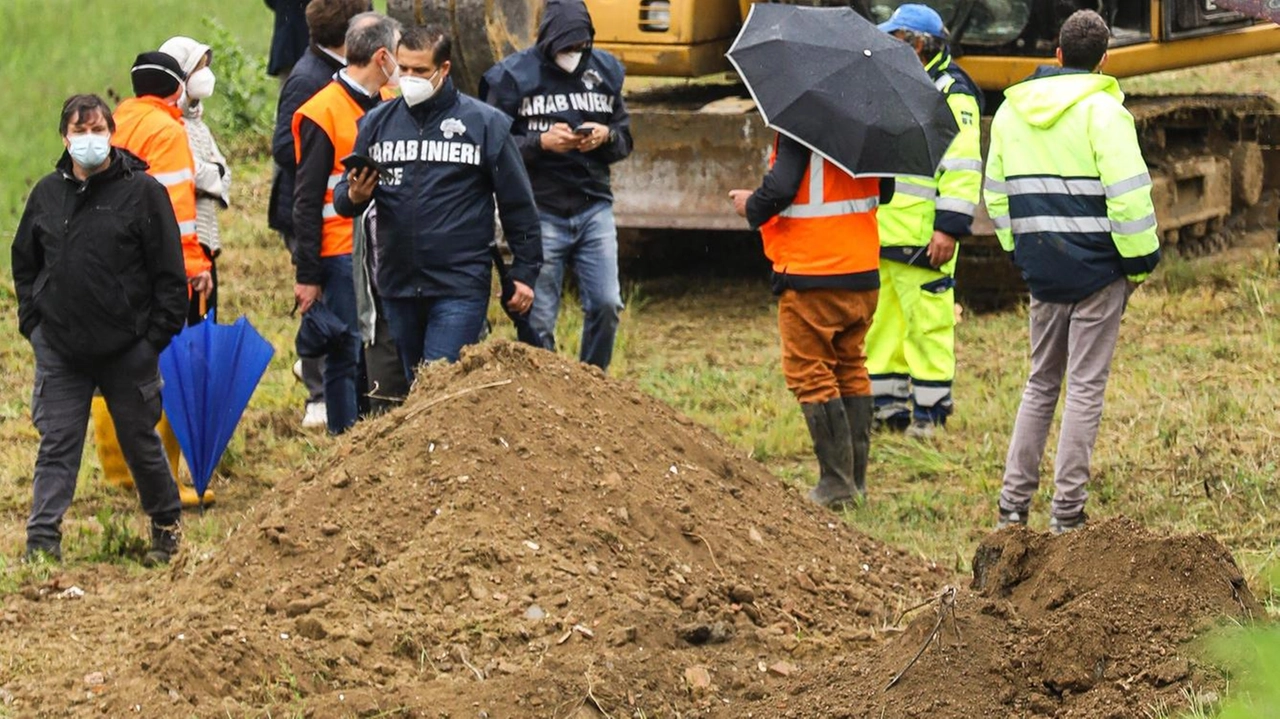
[573,125,594,137]
[340,153,393,182]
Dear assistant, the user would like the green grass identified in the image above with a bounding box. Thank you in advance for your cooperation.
[0,0,276,273]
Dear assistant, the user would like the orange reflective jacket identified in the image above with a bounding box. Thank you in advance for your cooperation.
[760,145,881,289]
[292,81,373,258]
[113,96,210,278]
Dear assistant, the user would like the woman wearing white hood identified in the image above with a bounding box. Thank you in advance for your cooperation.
[160,36,231,325]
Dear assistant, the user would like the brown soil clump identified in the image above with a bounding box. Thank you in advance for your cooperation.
[3,341,944,717]
[766,517,1260,719]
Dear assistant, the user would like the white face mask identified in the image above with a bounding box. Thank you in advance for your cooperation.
[67,132,112,170]
[399,70,441,107]
[555,51,583,74]
[381,53,401,89]
[186,67,216,100]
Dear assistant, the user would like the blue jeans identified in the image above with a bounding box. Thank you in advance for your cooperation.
[382,295,490,384]
[529,202,623,370]
[321,255,361,435]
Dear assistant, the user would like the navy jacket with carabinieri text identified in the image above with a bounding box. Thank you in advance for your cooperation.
[333,77,542,300]
[479,0,633,217]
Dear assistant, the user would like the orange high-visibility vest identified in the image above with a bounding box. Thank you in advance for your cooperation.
[292,81,375,258]
[759,145,881,279]
[113,96,210,278]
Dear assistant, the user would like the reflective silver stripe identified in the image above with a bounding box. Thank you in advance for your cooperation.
[984,177,1008,194]
[935,197,977,214]
[152,168,193,187]
[1006,177,1104,196]
[934,75,950,91]
[780,196,879,219]
[871,376,910,400]
[913,385,952,408]
[177,220,197,235]
[1104,172,1152,199]
[322,204,338,219]
[1011,216,1111,234]
[894,183,936,200]
[939,158,983,173]
[1112,213,1157,235]
[327,173,343,189]
[807,152,823,205]
[991,215,1012,230]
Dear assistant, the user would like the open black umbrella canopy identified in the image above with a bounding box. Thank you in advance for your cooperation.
[727,3,958,179]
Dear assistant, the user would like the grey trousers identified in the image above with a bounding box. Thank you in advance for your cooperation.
[999,279,1132,519]
[27,327,182,550]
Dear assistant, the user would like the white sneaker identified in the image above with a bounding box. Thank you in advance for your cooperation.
[302,402,327,429]
[292,360,305,383]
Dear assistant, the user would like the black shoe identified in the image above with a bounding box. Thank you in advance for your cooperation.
[22,544,62,564]
[143,524,180,567]
[1049,512,1087,535]
[996,506,1029,530]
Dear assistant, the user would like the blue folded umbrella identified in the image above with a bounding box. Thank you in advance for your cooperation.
[158,314,275,508]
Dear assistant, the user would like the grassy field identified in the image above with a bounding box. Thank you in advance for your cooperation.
[0,9,1278,714]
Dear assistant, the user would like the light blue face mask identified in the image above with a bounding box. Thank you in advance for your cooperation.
[67,133,111,169]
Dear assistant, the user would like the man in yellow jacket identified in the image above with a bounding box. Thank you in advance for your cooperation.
[97,51,214,508]
[868,4,982,439]
[987,10,1161,533]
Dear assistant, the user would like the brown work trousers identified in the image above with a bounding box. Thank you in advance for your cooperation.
[778,287,879,404]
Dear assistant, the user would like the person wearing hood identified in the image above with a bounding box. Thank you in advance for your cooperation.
[986,10,1160,534]
[160,36,231,324]
[333,26,542,380]
[12,95,187,566]
[868,5,984,440]
[480,0,633,371]
[97,50,216,510]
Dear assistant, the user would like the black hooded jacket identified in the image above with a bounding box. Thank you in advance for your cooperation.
[479,0,633,217]
[12,147,189,358]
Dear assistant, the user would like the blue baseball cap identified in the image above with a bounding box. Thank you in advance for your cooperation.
[878,4,947,38]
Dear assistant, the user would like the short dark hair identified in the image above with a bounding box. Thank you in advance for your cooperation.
[1058,10,1110,71]
[345,12,401,66]
[306,0,373,49]
[59,94,115,136]
[399,26,451,66]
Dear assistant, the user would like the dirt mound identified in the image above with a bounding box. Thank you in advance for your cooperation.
[12,341,945,717]
[766,517,1260,718]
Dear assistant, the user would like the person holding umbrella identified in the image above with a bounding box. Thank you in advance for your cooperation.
[868,5,984,439]
[726,4,957,508]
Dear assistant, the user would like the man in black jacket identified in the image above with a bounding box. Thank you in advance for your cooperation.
[334,27,542,379]
[11,95,187,565]
[269,0,371,428]
[480,0,632,370]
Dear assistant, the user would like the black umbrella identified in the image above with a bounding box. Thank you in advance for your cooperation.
[489,244,544,348]
[727,3,958,179]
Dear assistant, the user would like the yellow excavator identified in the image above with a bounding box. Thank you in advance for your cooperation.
[389,0,1280,304]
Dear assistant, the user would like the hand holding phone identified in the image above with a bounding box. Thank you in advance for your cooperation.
[573,125,594,137]
[340,153,393,182]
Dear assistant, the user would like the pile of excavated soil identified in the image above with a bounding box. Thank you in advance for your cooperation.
[761,518,1261,719]
[2,341,945,717]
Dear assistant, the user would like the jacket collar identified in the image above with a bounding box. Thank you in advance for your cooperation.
[125,94,184,121]
[56,146,147,188]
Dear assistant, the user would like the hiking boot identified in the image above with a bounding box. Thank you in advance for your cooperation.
[301,401,327,430]
[143,524,180,567]
[904,417,936,440]
[1049,512,1087,535]
[842,395,873,498]
[801,399,855,509]
[996,506,1028,530]
[23,543,61,564]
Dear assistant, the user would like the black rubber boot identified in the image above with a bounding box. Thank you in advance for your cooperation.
[843,395,873,498]
[801,399,855,508]
[143,523,180,567]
